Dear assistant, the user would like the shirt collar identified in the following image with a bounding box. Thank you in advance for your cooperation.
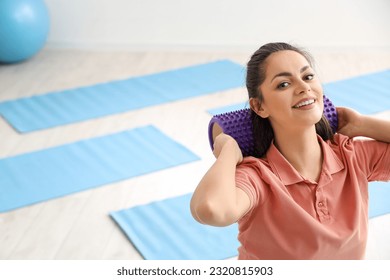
[266,135,344,186]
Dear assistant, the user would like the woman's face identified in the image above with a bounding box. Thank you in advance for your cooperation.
[256,50,324,133]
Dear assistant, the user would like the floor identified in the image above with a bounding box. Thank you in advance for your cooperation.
[0,48,389,259]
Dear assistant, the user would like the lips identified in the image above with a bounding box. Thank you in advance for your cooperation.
[292,98,315,109]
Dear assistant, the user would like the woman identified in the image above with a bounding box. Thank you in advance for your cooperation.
[190,42,390,259]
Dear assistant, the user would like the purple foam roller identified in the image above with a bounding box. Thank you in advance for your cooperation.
[323,95,338,133]
[208,95,338,157]
[208,108,255,157]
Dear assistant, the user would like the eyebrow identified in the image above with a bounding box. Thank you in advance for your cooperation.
[270,65,310,83]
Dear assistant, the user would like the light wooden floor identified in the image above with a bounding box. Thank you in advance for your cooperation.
[0,48,390,260]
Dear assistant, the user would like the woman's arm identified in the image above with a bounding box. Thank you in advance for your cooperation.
[337,107,390,143]
[190,133,250,227]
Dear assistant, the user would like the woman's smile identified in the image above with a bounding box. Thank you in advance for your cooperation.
[292,98,316,109]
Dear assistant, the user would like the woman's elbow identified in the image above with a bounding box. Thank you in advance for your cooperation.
[190,199,236,227]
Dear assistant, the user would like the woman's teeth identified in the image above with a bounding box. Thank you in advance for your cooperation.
[293,99,315,108]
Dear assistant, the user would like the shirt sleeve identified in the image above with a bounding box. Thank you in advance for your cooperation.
[235,157,268,218]
[352,138,390,182]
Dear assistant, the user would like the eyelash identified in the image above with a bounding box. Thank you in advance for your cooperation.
[277,74,315,89]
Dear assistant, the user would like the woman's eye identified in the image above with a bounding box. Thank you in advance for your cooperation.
[277,82,289,89]
[305,74,315,80]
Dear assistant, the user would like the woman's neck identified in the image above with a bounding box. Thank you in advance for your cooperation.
[273,126,323,182]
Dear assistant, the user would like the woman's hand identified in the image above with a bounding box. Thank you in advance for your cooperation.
[336,107,390,142]
[213,133,243,165]
[336,107,363,138]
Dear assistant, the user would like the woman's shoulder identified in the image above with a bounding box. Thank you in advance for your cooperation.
[239,156,270,169]
[236,156,273,180]
[327,133,389,159]
[328,133,352,148]
[330,133,351,143]
[330,132,390,181]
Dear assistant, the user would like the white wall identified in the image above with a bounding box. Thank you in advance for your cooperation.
[45,0,390,51]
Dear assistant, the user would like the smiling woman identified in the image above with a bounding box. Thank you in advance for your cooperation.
[246,43,334,158]
[190,42,390,260]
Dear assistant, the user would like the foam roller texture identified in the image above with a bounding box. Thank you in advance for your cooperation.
[208,109,254,157]
[208,95,338,157]
[323,95,338,132]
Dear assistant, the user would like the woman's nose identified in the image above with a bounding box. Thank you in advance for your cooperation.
[295,80,310,94]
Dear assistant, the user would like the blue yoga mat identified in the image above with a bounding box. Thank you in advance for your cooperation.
[112,182,390,260]
[0,60,245,133]
[368,181,390,219]
[208,102,247,115]
[0,125,200,213]
[323,69,390,115]
[208,69,390,116]
[110,193,239,260]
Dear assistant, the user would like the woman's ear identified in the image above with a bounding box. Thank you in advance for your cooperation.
[250,98,269,118]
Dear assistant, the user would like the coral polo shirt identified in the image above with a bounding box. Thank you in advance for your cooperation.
[235,134,390,259]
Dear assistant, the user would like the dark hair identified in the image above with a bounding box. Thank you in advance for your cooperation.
[246,42,334,158]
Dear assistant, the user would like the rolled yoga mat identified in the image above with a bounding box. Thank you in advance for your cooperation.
[208,95,337,157]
